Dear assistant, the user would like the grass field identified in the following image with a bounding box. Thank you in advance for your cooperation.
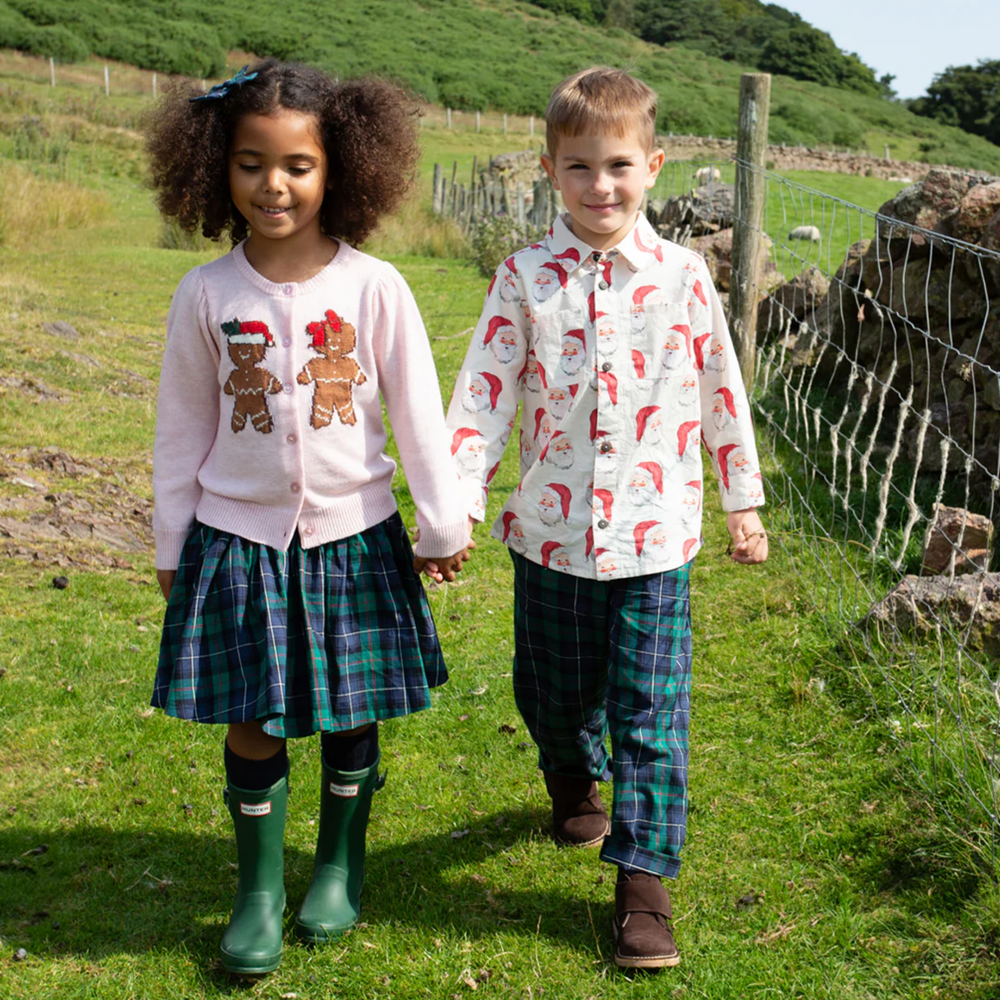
[1,67,1000,1000]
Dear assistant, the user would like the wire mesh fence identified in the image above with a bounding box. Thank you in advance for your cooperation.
[719,159,1000,863]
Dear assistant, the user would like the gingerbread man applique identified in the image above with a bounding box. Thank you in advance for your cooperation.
[222,318,283,434]
[296,309,367,429]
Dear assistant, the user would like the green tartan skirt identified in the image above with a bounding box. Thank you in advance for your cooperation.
[151,513,447,738]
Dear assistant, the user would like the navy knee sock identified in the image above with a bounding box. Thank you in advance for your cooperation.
[224,741,288,791]
[321,725,379,772]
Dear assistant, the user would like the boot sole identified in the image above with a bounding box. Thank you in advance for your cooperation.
[220,951,283,976]
[554,818,611,848]
[294,921,355,945]
[613,949,681,969]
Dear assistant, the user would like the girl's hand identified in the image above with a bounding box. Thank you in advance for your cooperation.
[157,569,176,601]
[414,541,475,584]
[726,509,768,565]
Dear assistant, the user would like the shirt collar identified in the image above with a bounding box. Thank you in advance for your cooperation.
[543,212,664,273]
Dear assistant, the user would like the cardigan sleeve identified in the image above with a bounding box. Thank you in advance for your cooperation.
[371,266,470,559]
[152,268,221,570]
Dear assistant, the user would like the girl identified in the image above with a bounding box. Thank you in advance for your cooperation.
[144,60,471,975]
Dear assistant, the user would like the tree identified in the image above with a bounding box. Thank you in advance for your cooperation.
[909,60,1000,146]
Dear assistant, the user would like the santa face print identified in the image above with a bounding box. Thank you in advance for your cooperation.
[463,377,491,413]
[501,417,514,447]
[647,525,670,550]
[627,467,659,505]
[596,553,618,576]
[536,414,554,446]
[729,451,750,477]
[522,357,543,393]
[661,334,686,372]
[519,429,533,467]
[678,376,697,403]
[455,437,487,477]
[712,397,733,431]
[547,387,571,419]
[509,520,527,554]
[499,270,520,304]
[639,413,662,445]
[538,490,563,526]
[630,305,647,334]
[553,548,572,571]
[560,338,587,377]
[596,319,618,358]
[532,269,561,303]
[703,338,726,372]
[680,487,701,522]
[546,436,574,470]
[491,331,518,365]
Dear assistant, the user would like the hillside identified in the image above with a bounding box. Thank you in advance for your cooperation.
[1,0,999,172]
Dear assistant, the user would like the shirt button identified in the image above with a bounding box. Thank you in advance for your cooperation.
[598,280,609,290]
[598,519,609,529]
[283,284,294,296]
[282,337,291,347]
[283,384,293,394]
[599,440,613,454]
[286,433,297,444]
[290,482,301,494]
[601,361,613,372]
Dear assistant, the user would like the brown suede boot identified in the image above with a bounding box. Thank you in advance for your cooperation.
[542,771,610,848]
[612,870,680,969]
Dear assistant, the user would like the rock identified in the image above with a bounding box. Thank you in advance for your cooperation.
[691,228,733,290]
[921,505,993,575]
[52,575,69,589]
[953,181,1000,244]
[13,948,27,962]
[758,266,829,342]
[877,169,989,236]
[788,225,821,242]
[863,571,1000,658]
[42,321,79,341]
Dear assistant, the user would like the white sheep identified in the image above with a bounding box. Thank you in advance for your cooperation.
[788,225,821,242]
[694,166,722,185]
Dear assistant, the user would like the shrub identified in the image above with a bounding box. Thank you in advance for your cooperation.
[469,214,541,278]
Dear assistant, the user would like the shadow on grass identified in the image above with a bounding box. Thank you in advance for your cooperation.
[0,804,610,972]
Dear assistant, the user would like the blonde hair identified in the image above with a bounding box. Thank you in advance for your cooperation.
[545,67,658,156]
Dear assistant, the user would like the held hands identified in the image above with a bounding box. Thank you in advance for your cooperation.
[726,508,769,565]
[412,518,477,584]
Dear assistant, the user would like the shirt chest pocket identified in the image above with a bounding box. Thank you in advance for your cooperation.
[629,302,693,381]
[530,310,593,390]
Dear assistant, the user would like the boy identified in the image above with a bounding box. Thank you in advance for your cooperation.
[444,67,767,969]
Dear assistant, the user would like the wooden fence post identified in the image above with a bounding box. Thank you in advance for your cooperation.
[432,163,443,214]
[729,72,771,391]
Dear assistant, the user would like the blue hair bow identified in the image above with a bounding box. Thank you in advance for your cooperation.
[190,65,259,103]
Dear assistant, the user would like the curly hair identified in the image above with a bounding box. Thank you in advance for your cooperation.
[143,59,420,246]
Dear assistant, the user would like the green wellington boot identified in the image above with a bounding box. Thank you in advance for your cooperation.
[295,758,384,944]
[220,773,288,975]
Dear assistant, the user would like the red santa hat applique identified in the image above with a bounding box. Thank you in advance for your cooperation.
[692,277,708,308]
[450,427,484,456]
[677,420,700,459]
[501,511,520,542]
[671,323,693,357]
[598,371,618,405]
[632,350,646,378]
[633,520,662,556]
[636,405,661,442]
[682,537,699,562]
[482,315,515,348]
[225,318,276,346]
[692,333,711,372]
[593,488,614,520]
[544,482,572,521]
[634,227,664,262]
[540,541,564,568]
[632,285,658,310]
[553,247,581,267]
[715,386,737,419]
[636,461,664,494]
[716,443,738,490]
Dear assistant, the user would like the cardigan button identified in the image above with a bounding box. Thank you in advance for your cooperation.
[282,337,291,347]
[283,284,294,295]
[286,433,297,445]
[290,482,301,494]
[283,384,293,394]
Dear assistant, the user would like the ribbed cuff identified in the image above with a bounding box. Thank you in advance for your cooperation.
[413,518,471,559]
[154,528,190,570]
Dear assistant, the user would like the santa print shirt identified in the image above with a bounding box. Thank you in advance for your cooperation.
[445,212,765,581]
[152,240,469,571]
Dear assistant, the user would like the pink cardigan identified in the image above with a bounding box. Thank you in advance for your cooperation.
[153,241,469,570]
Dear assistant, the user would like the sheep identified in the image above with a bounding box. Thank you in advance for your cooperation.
[694,165,722,185]
[788,225,821,242]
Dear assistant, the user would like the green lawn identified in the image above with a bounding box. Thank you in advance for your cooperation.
[1,71,999,1000]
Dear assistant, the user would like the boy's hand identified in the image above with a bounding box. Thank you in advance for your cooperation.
[726,508,768,565]
[413,518,477,583]
[157,569,176,601]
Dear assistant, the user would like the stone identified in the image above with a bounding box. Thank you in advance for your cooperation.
[863,571,1000,658]
[921,505,993,575]
[43,321,80,340]
[952,181,1000,245]
[757,266,829,342]
[877,169,988,236]
[691,228,733,290]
